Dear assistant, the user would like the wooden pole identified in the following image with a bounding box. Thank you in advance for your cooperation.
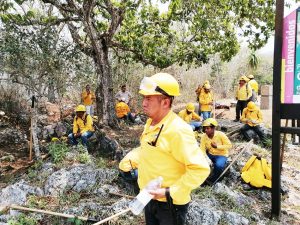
[92,208,131,225]
[29,111,33,161]
[10,205,97,222]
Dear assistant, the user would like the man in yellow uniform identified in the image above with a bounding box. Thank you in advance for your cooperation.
[115,97,135,123]
[68,105,94,147]
[247,74,259,102]
[199,83,213,120]
[200,118,232,183]
[240,101,267,146]
[234,75,252,122]
[178,103,202,131]
[195,80,210,115]
[81,84,96,116]
[138,73,210,225]
[119,148,139,182]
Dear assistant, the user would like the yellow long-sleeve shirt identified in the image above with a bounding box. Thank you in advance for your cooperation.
[115,102,130,118]
[81,91,96,106]
[236,84,252,101]
[138,111,210,205]
[248,79,259,93]
[73,114,94,134]
[199,91,213,112]
[119,148,139,172]
[178,109,201,123]
[241,107,263,127]
[200,131,232,157]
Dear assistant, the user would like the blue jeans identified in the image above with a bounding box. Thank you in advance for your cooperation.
[207,153,227,182]
[68,131,94,147]
[189,121,202,131]
[201,111,211,120]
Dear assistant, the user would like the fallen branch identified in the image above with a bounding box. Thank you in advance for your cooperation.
[9,204,98,223]
[109,192,134,199]
[92,208,131,225]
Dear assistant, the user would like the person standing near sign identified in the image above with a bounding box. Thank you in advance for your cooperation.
[138,73,210,225]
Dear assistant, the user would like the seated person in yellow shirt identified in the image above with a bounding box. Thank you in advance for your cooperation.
[200,118,232,183]
[119,147,139,182]
[115,97,135,123]
[68,105,95,147]
[178,102,202,131]
[240,101,267,146]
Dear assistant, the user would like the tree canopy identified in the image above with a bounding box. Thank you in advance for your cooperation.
[0,0,275,126]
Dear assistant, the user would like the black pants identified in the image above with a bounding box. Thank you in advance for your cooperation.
[241,124,267,145]
[145,200,189,225]
[236,100,248,120]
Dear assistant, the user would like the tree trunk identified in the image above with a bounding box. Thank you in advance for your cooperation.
[47,77,56,103]
[93,39,118,128]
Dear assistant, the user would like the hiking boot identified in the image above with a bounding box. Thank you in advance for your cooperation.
[233,119,239,122]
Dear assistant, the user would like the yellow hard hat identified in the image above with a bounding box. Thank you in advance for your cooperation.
[239,75,250,82]
[186,103,195,112]
[76,105,86,112]
[247,74,254,79]
[202,118,218,127]
[204,80,210,85]
[204,84,211,90]
[247,101,256,111]
[139,73,180,96]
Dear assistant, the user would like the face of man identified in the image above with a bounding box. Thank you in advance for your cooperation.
[186,110,192,115]
[76,111,85,118]
[86,85,90,91]
[121,86,126,92]
[239,80,246,86]
[204,126,215,137]
[142,95,167,119]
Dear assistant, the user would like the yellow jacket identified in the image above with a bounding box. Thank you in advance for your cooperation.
[81,91,96,106]
[115,102,130,118]
[119,148,139,172]
[199,91,213,112]
[138,111,210,205]
[248,79,259,93]
[200,131,232,157]
[73,114,94,134]
[178,109,201,123]
[236,84,252,101]
[241,107,263,127]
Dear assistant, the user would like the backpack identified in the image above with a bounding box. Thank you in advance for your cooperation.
[241,155,271,188]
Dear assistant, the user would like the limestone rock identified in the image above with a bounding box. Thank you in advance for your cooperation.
[186,200,222,225]
[221,211,249,225]
[44,165,118,196]
[0,180,43,205]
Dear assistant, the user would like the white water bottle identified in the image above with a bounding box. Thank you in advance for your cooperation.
[130,176,163,215]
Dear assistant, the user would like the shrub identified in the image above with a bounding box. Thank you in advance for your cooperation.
[48,142,69,164]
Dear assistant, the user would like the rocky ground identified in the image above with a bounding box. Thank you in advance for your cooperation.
[0,102,299,225]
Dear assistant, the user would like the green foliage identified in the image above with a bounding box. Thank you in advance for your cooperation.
[8,214,38,225]
[28,160,43,180]
[59,191,81,206]
[48,142,69,164]
[67,218,83,225]
[27,195,48,209]
[76,145,92,164]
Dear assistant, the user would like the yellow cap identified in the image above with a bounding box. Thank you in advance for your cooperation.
[139,73,180,96]
[202,118,218,127]
[247,101,256,111]
[204,84,211,90]
[186,103,195,112]
[239,75,250,82]
[76,105,86,112]
[247,74,254,79]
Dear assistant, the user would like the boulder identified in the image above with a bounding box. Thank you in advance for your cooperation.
[186,199,222,225]
[0,180,43,206]
[44,165,118,196]
[0,128,27,147]
[221,211,249,225]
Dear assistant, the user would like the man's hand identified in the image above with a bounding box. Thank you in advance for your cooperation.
[211,142,217,148]
[148,188,166,199]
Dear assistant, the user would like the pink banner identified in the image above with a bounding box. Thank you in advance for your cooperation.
[282,10,296,103]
